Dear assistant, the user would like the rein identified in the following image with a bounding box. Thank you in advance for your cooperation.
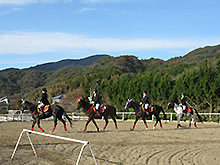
[86,105,94,114]
[32,110,36,116]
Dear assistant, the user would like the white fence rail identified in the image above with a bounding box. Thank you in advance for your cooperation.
[11,129,97,165]
[1,112,220,122]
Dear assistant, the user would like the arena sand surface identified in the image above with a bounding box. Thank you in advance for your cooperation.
[0,120,220,165]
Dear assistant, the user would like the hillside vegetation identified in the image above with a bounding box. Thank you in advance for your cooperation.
[1,44,220,120]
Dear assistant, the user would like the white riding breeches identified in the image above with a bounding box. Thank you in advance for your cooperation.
[182,105,186,110]
[145,103,149,109]
[96,103,100,110]
[38,103,44,108]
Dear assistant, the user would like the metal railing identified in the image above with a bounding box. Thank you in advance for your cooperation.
[1,112,220,122]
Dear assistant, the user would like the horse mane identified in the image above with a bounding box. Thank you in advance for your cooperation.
[24,100,37,109]
[81,99,92,107]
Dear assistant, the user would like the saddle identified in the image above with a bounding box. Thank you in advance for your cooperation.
[37,105,49,114]
[92,105,106,114]
[182,107,193,116]
[142,106,153,113]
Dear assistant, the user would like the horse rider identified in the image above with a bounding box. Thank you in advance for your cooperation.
[141,90,149,114]
[180,93,187,114]
[38,88,50,116]
[92,88,101,116]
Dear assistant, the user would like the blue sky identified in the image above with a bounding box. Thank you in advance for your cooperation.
[1,0,220,70]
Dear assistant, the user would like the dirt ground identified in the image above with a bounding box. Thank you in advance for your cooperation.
[0,119,220,165]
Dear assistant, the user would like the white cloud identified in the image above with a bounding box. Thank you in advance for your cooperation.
[78,7,96,12]
[0,31,219,55]
[78,0,129,4]
[0,7,22,15]
[0,0,72,5]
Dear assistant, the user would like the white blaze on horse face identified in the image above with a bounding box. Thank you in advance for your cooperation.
[125,102,128,109]
[125,99,132,109]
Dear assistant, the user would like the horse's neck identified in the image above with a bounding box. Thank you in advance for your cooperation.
[83,101,92,110]
[131,102,140,112]
[27,102,37,112]
[173,103,182,113]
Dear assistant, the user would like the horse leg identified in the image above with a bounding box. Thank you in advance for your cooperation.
[177,116,182,128]
[52,117,58,132]
[192,114,197,127]
[142,117,148,130]
[153,116,160,130]
[92,119,100,131]
[58,116,67,131]
[131,116,139,131]
[103,116,109,131]
[31,119,37,131]
[37,118,44,132]
[112,117,118,130]
[84,118,92,131]
[189,116,191,128]
[110,114,118,130]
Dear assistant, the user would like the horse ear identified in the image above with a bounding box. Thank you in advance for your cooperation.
[77,97,81,102]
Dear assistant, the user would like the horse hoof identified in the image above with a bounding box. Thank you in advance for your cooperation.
[130,128,134,131]
[153,127,155,130]
[146,128,148,131]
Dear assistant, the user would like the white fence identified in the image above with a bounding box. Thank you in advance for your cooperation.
[1,112,220,122]
[11,129,97,165]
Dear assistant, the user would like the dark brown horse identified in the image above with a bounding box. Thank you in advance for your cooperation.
[76,97,118,131]
[21,99,72,132]
[124,99,167,130]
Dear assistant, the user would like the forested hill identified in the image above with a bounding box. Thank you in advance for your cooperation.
[0,54,108,72]
[27,54,108,71]
[1,44,220,118]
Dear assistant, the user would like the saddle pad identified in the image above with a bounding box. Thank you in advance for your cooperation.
[142,106,153,113]
[37,105,49,113]
[187,108,192,113]
[93,106,106,113]
[149,107,153,112]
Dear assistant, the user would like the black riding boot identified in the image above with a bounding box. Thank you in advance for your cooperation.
[97,108,100,116]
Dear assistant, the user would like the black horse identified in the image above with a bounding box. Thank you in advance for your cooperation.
[21,99,72,132]
[124,99,167,130]
[76,97,118,131]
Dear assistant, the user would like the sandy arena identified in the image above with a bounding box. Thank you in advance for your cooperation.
[0,119,220,165]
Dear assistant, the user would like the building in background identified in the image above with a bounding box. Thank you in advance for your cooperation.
[52,94,65,104]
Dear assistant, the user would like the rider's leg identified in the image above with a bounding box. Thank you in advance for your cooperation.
[38,103,45,116]
[96,103,100,116]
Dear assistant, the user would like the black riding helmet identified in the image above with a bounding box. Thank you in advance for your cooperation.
[93,88,97,93]
[42,88,47,92]
[143,90,147,94]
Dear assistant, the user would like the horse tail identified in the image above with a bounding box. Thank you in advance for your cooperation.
[194,108,203,123]
[54,104,73,128]
[63,110,73,128]
[112,106,121,119]
[160,106,167,120]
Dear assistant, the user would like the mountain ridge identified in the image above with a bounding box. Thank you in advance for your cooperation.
[0,54,108,72]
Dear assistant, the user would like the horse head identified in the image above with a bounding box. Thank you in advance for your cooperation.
[21,99,27,110]
[76,97,82,110]
[124,98,132,110]
[21,99,36,113]
[166,101,174,110]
